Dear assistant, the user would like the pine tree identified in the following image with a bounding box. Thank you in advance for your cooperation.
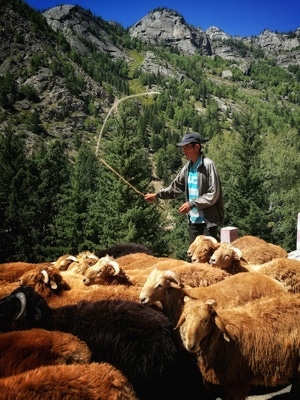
[87,100,169,255]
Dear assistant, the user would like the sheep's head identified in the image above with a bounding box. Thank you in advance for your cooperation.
[82,255,132,286]
[209,243,244,270]
[187,235,207,257]
[175,298,216,352]
[191,237,219,263]
[19,266,67,293]
[52,254,78,271]
[139,268,181,305]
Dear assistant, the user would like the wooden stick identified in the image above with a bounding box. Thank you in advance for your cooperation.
[99,158,165,211]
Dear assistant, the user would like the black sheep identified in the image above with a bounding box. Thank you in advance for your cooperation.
[0,286,208,400]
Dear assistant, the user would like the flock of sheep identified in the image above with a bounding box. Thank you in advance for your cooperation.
[0,235,299,399]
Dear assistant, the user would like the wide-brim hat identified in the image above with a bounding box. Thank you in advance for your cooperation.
[176,132,201,147]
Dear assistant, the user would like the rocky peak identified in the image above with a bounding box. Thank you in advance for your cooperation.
[129,9,212,56]
[129,8,300,67]
[43,5,128,60]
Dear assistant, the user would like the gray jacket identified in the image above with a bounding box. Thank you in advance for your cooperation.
[156,155,224,228]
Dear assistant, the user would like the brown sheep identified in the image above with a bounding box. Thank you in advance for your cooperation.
[18,264,141,307]
[51,254,77,271]
[167,262,231,287]
[181,271,287,308]
[187,235,220,262]
[116,252,168,270]
[0,362,138,400]
[0,261,52,283]
[175,293,300,399]
[209,242,252,273]
[83,255,134,286]
[113,254,190,288]
[139,264,230,326]
[231,235,288,263]
[18,265,71,299]
[0,281,20,298]
[0,329,91,377]
[140,269,285,328]
[251,257,300,293]
[67,251,99,274]
[209,244,300,293]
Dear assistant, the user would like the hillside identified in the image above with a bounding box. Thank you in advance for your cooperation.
[0,0,299,261]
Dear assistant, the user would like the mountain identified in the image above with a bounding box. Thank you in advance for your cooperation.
[1,1,299,147]
[129,8,300,68]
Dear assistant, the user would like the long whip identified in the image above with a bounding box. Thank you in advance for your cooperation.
[95,91,165,210]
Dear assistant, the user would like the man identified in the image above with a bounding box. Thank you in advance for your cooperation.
[144,132,224,242]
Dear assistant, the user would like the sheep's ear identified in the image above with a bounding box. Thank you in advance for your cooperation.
[50,279,58,290]
[215,315,231,342]
[205,299,217,313]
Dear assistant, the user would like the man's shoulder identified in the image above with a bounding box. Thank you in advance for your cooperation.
[202,155,215,166]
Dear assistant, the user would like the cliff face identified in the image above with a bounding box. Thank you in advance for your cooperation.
[129,9,300,67]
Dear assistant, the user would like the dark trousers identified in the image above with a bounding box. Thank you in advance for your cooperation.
[188,223,219,244]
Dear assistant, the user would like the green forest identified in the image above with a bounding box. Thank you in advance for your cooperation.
[0,0,299,262]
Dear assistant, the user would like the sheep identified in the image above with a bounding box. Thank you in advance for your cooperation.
[187,235,219,262]
[231,235,288,264]
[0,362,138,400]
[67,251,99,274]
[169,262,231,287]
[181,271,287,308]
[208,242,250,273]
[51,254,78,271]
[0,286,209,400]
[0,328,91,377]
[139,264,231,399]
[139,269,284,328]
[18,264,142,306]
[0,281,20,298]
[83,255,134,286]
[19,265,71,294]
[250,257,300,293]
[105,253,191,288]
[116,252,168,270]
[209,244,300,293]
[0,261,52,283]
[175,293,300,399]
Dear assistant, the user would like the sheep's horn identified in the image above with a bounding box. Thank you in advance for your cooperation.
[15,292,27,320]
[108,260,120,275]
[41,270,49,283]
[163,270,181,286]
[174,313,186,330]
[233,247,243,259]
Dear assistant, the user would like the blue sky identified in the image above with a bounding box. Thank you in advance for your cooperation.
[25,0,299,37]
